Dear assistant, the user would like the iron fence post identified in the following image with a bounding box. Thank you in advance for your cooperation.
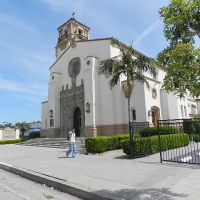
[129,121,134,159]
[157,120,162,163]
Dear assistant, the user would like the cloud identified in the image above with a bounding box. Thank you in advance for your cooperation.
[38,0,86,15]
[0,78,47,96]
[134,19,162,47]
[0,13,40,36]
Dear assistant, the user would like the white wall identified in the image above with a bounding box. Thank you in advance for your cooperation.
[49,39,111,127]
[197,99,200,114]
[41,101,48,129]
[0,130,2,140]
[16,129,20,139]
[160,90,170,119]
[48,72,62,128]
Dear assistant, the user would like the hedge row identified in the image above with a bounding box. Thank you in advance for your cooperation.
[138,126,179,137]
[85,134,129,153]
[183,119,200,135]
[193,134,200,142]
[121,133,189,157]
[0,139,24,145]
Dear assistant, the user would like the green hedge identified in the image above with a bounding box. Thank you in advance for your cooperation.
[28,131,40,139]
[121,133,189,157]
[183,119,200,135]
[0,139,24,145]
[138,126,179,137]
[193,134,200,142]
[85,134,129,153]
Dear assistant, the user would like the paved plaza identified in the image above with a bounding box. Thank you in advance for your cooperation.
[0,144,200,199]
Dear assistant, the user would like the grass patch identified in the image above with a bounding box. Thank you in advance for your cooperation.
[0,139,24,144]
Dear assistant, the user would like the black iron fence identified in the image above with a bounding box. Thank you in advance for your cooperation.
[158,118,200,165]
[129,122,152,158]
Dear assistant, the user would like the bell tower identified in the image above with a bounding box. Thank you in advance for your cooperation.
[56,17,90,58]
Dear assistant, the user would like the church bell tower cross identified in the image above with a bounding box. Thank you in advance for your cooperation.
[55,17,90,58]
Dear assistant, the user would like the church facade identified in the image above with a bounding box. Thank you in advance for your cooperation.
[41,18,199,138]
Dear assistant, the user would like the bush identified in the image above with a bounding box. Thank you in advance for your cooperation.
[85,134,129,153]
[183,119,200,135]
[121,133,189,157]
[193,134,200,142]
[138,126,179,137]
[28,131,40,139]
[0,139,24,145]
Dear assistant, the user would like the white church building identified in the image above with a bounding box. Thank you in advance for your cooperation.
[41,18,199,138]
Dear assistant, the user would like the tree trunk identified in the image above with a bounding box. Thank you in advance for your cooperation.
[21,129,25,139]
[128,97,134,159]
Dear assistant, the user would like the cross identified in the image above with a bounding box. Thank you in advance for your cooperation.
[72,12,75,19]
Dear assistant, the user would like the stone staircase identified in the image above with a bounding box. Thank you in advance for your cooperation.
[16,137,86,154]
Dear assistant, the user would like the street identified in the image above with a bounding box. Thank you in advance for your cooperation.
[0,169,81,200]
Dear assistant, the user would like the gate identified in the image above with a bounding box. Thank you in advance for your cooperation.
[158,118,200,165]
[130,122,152,158]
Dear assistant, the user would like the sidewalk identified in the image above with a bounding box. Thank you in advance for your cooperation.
[0,144,200,200]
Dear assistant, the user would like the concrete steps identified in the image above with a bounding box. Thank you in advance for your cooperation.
[16,137,86,154]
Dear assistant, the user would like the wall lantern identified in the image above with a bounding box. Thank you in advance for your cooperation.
[86,103,90,113]
[148,110,152,117]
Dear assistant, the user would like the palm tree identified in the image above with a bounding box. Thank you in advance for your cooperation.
[99,39,157,158]
[15,122,30,139]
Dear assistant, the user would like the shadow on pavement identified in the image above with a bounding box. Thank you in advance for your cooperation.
[57,156,67,159]
[114,155,130,159]
[95,188,188,200]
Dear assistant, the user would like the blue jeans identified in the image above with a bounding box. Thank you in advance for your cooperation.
[66,143,76,157]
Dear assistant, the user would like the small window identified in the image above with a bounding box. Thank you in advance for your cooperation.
[78,29,82,35]
[132,109,136,121]
[50,119,54,127]
[87,60,90,65]
[52,76,54,80]
[49,110,53,118]
[78,29,83,39]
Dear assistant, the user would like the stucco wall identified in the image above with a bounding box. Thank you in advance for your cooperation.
[42,37,199,137]
[41,101,48,129]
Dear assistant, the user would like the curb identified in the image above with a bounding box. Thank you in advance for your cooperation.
[0,162,117,200]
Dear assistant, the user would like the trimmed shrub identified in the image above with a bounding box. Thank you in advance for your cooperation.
[0,139,24,145]
[28,131,40,139]
[121,133,189,157]
[193,134,200,142]
[183,119,200,135]
[85,134,129,153]
[138,126,179,137]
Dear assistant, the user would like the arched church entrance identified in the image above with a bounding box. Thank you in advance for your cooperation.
[73,107,81,137]
[151,106,160,126]
[60,57,85,138]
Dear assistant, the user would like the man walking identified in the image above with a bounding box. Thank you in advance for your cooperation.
[66,128,76,158]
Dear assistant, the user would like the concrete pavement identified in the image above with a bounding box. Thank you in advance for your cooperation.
[0,168,81,200]
[0,144,200,199]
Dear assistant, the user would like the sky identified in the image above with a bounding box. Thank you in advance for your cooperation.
[0,0,170,125]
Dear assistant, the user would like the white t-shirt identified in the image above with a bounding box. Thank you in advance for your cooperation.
[69,132,76,143]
